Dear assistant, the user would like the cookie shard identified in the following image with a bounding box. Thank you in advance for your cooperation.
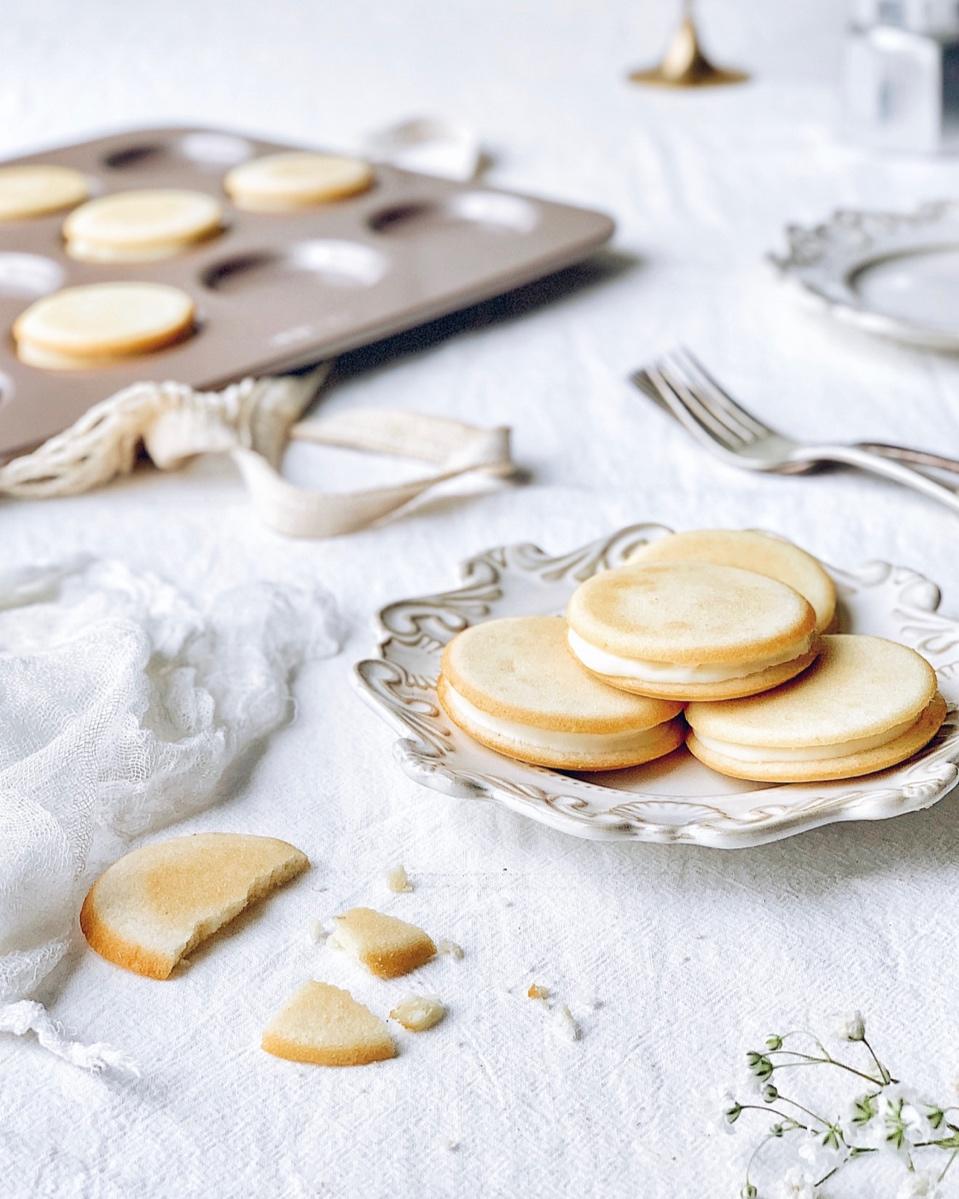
[262,982,396,1066]
[79,833,309,979]
[626,529,837,634]
[332,907,436,979]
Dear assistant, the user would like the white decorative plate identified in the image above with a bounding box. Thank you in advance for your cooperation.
[770,201,959,350]
[353,525,959,847]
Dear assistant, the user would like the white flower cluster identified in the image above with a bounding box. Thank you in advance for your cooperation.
[719,1013,958,1199]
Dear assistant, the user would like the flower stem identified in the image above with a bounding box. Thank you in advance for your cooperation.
[769,1052,884,1087]
[777,1095,832,1131]
[939,1150,958,1183]
[737,1104,810,1132]
[860,1036,892,1085]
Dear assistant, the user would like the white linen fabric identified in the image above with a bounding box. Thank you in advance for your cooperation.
[0,559,340,1069]
[5,2,959,1197]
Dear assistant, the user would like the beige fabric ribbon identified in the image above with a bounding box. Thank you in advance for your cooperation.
[0,368,515,537]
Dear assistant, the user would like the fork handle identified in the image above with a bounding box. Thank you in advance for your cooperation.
[857,442,959,478]
[813,443,959,514]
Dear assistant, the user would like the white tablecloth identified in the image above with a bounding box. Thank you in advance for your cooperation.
[5,3,959,1196]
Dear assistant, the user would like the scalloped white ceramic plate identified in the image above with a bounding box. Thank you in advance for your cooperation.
[353,525,959,847]
[770,200,959,350]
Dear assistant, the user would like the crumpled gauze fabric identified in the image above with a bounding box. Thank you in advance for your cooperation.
[0,558,340,1067]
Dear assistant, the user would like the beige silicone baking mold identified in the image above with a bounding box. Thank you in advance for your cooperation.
[0,126,615,461]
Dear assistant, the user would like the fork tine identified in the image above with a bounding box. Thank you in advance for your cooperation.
[644,364,743,455]
[651,361,748,451]
[672,347,772,440]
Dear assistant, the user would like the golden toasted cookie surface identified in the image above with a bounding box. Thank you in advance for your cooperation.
[627,529,837,634]
[0,164,89,219]
[567,562,815,664]
[64,188,223,260]
[80,833,308,979]
[14,282,195,363]
[688,694,946,782]
[224,152,373,211]
[441,615,682,732]
[687,635,937,747]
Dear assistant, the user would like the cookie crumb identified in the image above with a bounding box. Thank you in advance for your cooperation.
[386,863,413,893]
[437,939,464,960]
[390,994,446,1032]
[553,1004,581,1042]
[527,983,549,1001]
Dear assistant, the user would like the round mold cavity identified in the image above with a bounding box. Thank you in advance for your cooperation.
[368,191,539,237]
[0,253,65,299]
[103,132,254,173]
[201,240,388,294]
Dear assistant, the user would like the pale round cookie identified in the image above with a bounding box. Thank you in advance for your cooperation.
[224,151,374,212]
[686,634,945,782]
[566,562,819,701]
[63,188,223,261]
[0,164,89,220]
[438,615,685,771]
[13,282,195,369]
[627,529,837,634]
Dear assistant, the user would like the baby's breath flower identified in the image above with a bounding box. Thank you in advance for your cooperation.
[773,1165,818,1199]
[720,1089,742,1133]
[896,1169,943,1199]
[762,1083,779,1103]
[740,1184,758,1199]
[924,1105,945,1130]
[765,1034,783,1051]
[836,1010,865,1042]
[850,1093,878,1126]
[747,1051,774,1081]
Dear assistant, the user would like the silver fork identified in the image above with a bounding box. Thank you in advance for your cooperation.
[632,348,959,515]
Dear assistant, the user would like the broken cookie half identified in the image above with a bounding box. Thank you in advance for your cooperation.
[79,833,308,979]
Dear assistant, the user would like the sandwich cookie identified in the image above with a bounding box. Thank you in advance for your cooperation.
[0,164,89,220]
[13,281,195,369]
[686,634,945,782]
[63,188,224,261]
[627,528,837,634]
[438,615,685,770]
[566,562,819,701]
[224,151,373,212]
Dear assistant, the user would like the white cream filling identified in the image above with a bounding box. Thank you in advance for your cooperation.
[443,682,673,756]
[567,629,812,684]
[691,716,919,762]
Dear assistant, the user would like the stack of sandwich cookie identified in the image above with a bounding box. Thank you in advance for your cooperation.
[686,635,946,782]
[437,615,685,770]
[63,188,224,262]
[566,562,820,700]
[13,281,195,369]
[434,529,946,785]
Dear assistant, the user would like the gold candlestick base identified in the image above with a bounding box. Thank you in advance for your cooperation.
[628,15,748,88]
